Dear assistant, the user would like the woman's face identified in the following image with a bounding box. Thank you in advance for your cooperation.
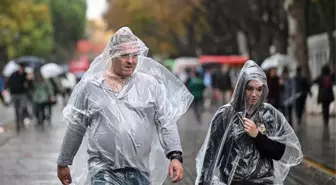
[245,80,264,106]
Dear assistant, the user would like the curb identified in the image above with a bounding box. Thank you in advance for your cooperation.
[283,156,335,185]
[291,157,336,185]
[303,156,336,177]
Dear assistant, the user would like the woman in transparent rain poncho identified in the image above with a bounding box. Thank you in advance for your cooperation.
[195,60,303,185]
[56,27,193,185]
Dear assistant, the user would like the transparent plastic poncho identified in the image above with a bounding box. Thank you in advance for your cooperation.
[195,60,303,185]
[57,27,193,185]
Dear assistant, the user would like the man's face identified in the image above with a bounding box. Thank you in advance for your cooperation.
[112,43,139,78]
[245,80,264,106]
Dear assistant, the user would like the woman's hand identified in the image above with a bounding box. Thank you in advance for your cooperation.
[243,118,259,138]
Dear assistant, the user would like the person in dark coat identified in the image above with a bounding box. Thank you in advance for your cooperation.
[5,64,32,131]
[187,71,206,122]
[313,65,335,125]
[279,67,295,126]
[266,68,281,109]
[293,67,311,124]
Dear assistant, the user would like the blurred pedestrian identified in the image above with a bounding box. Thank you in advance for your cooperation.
[279,67,295,126]
[187,71,206,122]
[266,67,281,109]
[293,67,311,125]
[32,71,54,126]
[0,75,7,106]
[5,63,31,132]
[45,77,63,123]
[203,68,213,111]
[212,64,232,106]
[313,65,335,125]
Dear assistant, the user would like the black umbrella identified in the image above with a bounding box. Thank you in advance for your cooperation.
[14,56,45,69]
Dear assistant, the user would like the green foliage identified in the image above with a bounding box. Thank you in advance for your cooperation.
[0,0,54,61]
[104,0,205,56]
[35,0,87,62]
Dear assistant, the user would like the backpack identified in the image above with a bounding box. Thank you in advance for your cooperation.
[323,76,332,89]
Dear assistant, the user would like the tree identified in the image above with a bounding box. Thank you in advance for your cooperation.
[285,0,310,78]
[310,0,335,70]
[36,0,87,62]
[0,0,54,69]
[200,0,288,63]
[104,0,204,57]
[199,0,240,56]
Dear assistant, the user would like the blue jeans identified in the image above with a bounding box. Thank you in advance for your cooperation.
[91,168,150,185]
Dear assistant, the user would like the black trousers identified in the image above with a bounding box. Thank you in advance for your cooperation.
[34,103,46,125]
[192,99,203,122]
[281,105,293,126]
[295,95,307,124]
[322,102,331,125]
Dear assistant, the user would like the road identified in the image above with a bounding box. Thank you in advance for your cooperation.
[0,104,334,185]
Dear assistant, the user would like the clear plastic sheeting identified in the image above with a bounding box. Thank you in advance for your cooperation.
[195,60,303,185]
[57,27,193,185]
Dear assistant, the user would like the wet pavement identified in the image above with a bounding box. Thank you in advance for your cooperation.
[0,104,64,185]
[295,116,336,170]
[0,104,14,125]
[0,104,335,185]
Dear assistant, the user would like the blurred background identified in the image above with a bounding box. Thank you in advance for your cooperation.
[0,0,335,184]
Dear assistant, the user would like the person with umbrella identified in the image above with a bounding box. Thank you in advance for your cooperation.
[31,71,54,126]
[5,63,32,132]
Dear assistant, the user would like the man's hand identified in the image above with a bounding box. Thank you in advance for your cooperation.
[169,159,184,183]
[243,118,259,138]
[57,165,72,185]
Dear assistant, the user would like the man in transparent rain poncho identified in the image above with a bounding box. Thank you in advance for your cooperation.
[56,27,193,185]
[195,60,303,185]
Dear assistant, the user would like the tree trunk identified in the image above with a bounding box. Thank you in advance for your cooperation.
[242,31,253,58]
[316,2,336,72]
[328,34,336,72]
[274,20,288,54]
[273,31,288,54]
[285,0,310,79]
[186,22,197,56]
[247,24,273,64]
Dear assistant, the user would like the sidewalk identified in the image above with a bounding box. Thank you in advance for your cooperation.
[0,103,334,184]
[0,112,64,185]
[0,104,15,147]
[295,115,336,174]
[0,104,14,125]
